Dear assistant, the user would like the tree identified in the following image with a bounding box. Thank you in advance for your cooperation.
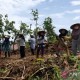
[4,14,15,35]
[43,17,56,42]
[33,27,41,37]
[19,22,32,36]
[0,14,4,36]
[31,9,39,25]
[31,9,39,39]
[29,24,33,35]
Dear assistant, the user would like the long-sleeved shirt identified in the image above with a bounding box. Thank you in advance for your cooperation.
[19,38,25,46]
[29,38,36,49]
[72,29,80,40]
[37,36,45,44]
[16,38,25,46]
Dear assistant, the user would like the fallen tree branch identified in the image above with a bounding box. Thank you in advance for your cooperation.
[5,67,13,77]
[21,65,26,80]
[0,77,16,80]
[28,67,47,80]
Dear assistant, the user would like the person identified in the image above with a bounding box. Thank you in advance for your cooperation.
[2,36,10,58]
[70,23,80,55]
[57,29,69,56]
[59,29,68,41]
[19,34,25,58]
[59,29,70,47]
[37,31,46,58]
[29,35,36,55]
[0,39,2,57]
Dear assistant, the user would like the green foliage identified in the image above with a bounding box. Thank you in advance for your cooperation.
[29,57,63,80]
[33,27,41,37]
[0,14,4,33]
[31,9,39,21]
[43,17,56,42]
[31,9,39,41]
[53,65,62,80]
[0,67,7,73]
[19,22,32,36]
[67,55,78,66]
[12,28,19,35]
[4,15,15,32]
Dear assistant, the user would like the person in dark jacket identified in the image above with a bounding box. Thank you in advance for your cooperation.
[70,23,80,55]
[3,36,10,58]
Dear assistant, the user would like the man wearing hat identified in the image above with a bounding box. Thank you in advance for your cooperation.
[59,29,68,39]
[37,30,46,58]
[70,23,80,55]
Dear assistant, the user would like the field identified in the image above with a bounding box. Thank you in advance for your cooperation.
[0,44,80,80]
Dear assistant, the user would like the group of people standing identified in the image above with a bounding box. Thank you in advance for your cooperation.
[29,30,46,58]
[0,23,80,59]
[58,23,80,56]
[0,34,26,59]
[0,31,46,59]
[29,23,80,58]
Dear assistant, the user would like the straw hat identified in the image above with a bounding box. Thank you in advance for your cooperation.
[70,23,80,29]
[59,29,68,34]
[37,30,46,35]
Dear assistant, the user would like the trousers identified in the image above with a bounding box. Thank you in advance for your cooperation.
[72,39,80,55]
[37,44,44,58]
[20,46,25,58]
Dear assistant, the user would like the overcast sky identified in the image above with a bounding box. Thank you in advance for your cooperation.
[0,0,80,34]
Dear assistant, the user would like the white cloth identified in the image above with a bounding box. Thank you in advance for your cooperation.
[29,38,36,49]
[19,38,25,46]
[16,38,25,46]
[37,37,45,44]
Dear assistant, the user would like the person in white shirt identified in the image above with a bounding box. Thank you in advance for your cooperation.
[37,31,46,58]
[19,34,25,58]
[29,35,36,55]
